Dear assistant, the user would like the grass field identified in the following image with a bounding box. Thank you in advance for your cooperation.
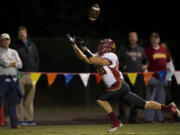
[0,123,180,135]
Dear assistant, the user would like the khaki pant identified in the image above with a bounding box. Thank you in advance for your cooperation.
[16,73,36,121]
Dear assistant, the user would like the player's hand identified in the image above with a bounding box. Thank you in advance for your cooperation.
[66,33,85,46]
[66,33,76,45]
[75,36,85,46]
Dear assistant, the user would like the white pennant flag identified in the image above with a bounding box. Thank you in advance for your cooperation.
[79,73,90,87]
[174,71,180,85]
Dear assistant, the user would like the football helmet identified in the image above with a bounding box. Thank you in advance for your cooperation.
[97,39,116,55]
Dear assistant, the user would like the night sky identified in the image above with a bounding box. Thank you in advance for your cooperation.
[1,1,179,39]
[1,0,180,69]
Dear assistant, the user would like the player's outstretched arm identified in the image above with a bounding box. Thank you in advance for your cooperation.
[73,45,110,66]
[89,57,110,66]
[72,44,90,64]
[81,46,110,66]
[67,33,110,66]
[66,33,90,63]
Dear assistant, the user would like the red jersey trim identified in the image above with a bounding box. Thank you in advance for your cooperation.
[106,62,122,91]
[106,79,122,91]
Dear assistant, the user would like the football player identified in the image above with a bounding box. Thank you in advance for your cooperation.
[67,36,180,133]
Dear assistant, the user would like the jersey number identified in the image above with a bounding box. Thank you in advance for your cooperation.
[96,66,106,76]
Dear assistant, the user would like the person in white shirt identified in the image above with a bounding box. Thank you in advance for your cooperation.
[67,36,180,133]
[0,33,23,128]
[160,42,178,122]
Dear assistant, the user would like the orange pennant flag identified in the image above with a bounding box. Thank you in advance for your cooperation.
[143,72,153,86]
[47,73,57,87]
[95,73,102,84]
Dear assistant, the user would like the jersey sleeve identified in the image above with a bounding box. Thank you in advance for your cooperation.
[102,53,118,68]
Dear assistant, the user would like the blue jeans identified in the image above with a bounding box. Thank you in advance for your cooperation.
[144,77,166,122]
[0,76,23,127]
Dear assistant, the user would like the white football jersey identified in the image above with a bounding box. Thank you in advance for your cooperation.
[95,52,124,90]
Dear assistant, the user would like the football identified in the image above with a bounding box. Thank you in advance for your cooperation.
[88,4,100,22]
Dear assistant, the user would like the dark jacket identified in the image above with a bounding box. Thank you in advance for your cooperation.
[117,44,148,72]
[12,40,40,72]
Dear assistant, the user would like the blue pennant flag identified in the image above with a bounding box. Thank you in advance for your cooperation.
[64,74,74,86]
[158,71,167,83]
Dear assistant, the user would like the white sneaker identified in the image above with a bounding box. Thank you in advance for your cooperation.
[107,122,123,133]
[170,102,180,118]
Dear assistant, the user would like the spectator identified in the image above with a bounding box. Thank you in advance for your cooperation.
[144,32,170,122]
[13,26,40,126]
[117,32,148,123]
[160,42,175,104]
[0,33,23,128]
[160,42,178,122]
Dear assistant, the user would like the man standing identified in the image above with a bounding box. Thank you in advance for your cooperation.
[13,26,40,126]
[117,32,148,123]
[144,32,170,122]
[0,33,23,128]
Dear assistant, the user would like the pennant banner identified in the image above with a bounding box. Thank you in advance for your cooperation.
[95,73,102,85]
[31,73,41,87]
[79,73,90,87]
[158,71,167,83]
[64,74,74,86]
[143,72,153,86]
[17,71,180,88]
[174,71,180,85]
[47,73,57,87]
[127,73,137,85]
